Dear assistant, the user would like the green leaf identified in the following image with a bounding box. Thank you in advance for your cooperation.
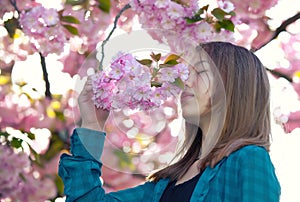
[4,17,21,38]
[63,24,79,35]
[173,78,185,90]
[159,62,178,68]
[186,15,203,24]
[150,52,161,62]
[66,0,86,5]
[55,111,66,121]
[151,81,162,87]
[61,16,80,24]
[29,145,41,166]
[159,60,179,68]
[136,59,153,67]
[98,0,111,13]
[215,20,235,32]
[186,4,209,24]
[11,137,23,149]
[229,11,236,17]
[164,54,180,64]
[200,4,209,12]
[55,174,65,195]
[42,133,64,161]
[0,131,9,138]
[166,60,179,65]
[211,8,227,21]
[27,132,35,140]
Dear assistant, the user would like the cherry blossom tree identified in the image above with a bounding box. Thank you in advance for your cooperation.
[0,0,299,201]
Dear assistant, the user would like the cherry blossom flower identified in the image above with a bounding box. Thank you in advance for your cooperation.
[159,67,179,82]
[42,8,60,26]
[218,0,235,13]
[228,0,278,19]
[176,63,189,81]
[92,52,188,110]
[168,2,185,19]
[19,5,66,56]
[0,144,56,201]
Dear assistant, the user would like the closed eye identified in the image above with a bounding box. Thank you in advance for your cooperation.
[196,70,207,75]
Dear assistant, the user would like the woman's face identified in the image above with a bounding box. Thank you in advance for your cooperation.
[180,58,213,125]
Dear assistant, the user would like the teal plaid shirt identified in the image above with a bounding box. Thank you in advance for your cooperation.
[59,128,281,202]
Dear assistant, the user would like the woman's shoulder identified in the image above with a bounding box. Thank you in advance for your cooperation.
[234,144,267,154]
[227,144,272,166]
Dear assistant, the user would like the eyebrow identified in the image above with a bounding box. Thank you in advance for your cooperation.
[193,60,209,71]
[197,60,209,64]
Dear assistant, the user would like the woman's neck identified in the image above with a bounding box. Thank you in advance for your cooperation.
[198,113,211,138]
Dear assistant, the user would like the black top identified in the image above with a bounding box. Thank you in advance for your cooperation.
[159,172,202,202]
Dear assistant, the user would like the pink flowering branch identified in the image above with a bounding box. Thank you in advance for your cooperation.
[8,1,53,99]
[252,12,300,52]
[99,3,131,70]
[252,12,300,83]
[265,67,293,82]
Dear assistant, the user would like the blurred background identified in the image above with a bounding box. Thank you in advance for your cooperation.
[0,0,299,201]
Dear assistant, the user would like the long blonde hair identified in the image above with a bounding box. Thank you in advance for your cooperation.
[147,42,271,182]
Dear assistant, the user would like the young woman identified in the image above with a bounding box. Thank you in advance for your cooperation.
[59,42,281,202]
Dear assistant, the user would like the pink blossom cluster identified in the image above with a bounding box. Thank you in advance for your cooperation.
[227,0,278,19]
[0,144,56,201]
[0,86,79,133]
[111,0,137,32]
[92,52,189,110]
[130,0,234,47]
[62,5,112,52]
[0,25,34,69]
[19,5,66,56]
[0,0,36,17]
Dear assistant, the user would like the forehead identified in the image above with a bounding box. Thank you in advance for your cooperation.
[191,58,211,72]
[193,49,210,66]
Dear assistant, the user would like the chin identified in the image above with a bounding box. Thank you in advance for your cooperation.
[182,111,200,126]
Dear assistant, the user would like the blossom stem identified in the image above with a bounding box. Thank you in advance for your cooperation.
[99,3,131,71]
[39,52,52,99]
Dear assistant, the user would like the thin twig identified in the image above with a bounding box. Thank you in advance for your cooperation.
[251,12,300,83]
[9,0,52,99]
[9,0,20,14]
[252,12,300,52]
[265,67,293,83]
[39,53,52,99]
[99,3,131,70]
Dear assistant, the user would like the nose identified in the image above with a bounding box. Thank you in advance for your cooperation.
[185,71,194,88]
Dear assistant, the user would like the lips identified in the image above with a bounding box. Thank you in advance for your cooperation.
[181,92,194,99]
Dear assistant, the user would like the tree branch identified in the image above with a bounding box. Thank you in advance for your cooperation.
[265,67,293,82]
[9,0,20,14]
[252,12,300,52]
[99,3,131,71]
[252,12,300,83]
[39,53,52,99]
[9,0,52,98]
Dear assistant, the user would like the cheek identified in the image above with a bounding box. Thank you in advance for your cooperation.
[194,81,212,115]
[198,73,211,93]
